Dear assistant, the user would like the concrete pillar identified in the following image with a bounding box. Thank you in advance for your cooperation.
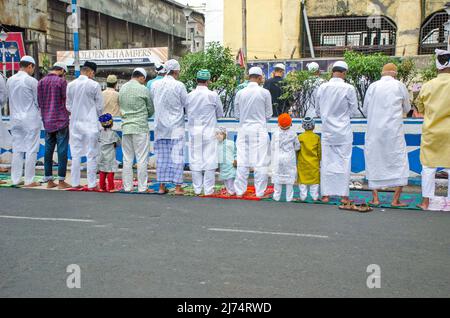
[281,0,301,59]
[395,0,422,56]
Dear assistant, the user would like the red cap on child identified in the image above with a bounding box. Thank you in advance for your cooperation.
[278,113,292,128]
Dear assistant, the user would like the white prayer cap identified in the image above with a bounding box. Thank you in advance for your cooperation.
[165,59,181,72]
[20,55,36,65]
[274,63,286,71]
[157,64,166,75]
[53,62,68,73]
[248,66,263,76]
[332,61,349,71]
[435,49,450,70]
[133,67,147,79]
[307,62,320,72]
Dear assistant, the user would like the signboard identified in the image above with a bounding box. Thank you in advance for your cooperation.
[57,47,168,67]
[0,32,26,71]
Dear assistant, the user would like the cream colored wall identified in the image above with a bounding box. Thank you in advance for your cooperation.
[223,0,449,58]
[224,0,301,60]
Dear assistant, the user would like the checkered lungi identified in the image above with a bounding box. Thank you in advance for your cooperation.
[154,138,184,185]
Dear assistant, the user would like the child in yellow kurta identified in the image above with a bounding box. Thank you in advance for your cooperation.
[297,117,321,201]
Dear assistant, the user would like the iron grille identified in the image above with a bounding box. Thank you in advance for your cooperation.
[302,16,397,57]
[419,11,448,55]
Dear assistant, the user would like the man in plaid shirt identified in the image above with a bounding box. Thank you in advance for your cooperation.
[37,62,71,189]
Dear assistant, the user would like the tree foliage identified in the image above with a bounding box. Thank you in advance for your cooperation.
[344,51,417,116]
[280,70,328,118]
[420,55,438,83]
[179,42,243,116]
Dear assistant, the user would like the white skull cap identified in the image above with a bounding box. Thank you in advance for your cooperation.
[20,55,36,65]
[165,59,181,72]
[249,66,263,76]
[133,67,147,79]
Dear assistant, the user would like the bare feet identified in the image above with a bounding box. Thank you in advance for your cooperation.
[391,201,408,207]
[417,198,430,210]
[174,185,184,196]
[0,168,8,173]
[47,180,58,189]
[23,182,41,188]
[321,196,330,203]
[72,185,84,189]
[0,180,6,184]
[368,200,380,206]
[58,181,72,190]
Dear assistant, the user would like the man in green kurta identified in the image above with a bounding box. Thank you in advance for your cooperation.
[416,49,450,210]
[119,68,154,193]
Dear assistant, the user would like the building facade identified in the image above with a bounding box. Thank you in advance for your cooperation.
[223,0,449,60]
[0,0,205,69]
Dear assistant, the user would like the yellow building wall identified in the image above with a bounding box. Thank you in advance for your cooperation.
[223,0,449,59]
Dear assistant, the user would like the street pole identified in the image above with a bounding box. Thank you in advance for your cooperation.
[71,0,80,78]
[242,0,247,72]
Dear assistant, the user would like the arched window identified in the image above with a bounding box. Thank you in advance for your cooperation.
[302,16,397,57]
[419,11,448,55]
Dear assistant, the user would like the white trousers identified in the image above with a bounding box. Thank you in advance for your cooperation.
[422,166,450,199]
[234,166,268,197]
[11,152,37,185]
[192,170,216,195]
[273,184,294,202]
[299,184,320,201]
[71,155,97,189]
[122,133,149,193]
[223,178,236,195]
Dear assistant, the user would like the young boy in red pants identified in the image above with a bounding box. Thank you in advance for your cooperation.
[98,114,121,192]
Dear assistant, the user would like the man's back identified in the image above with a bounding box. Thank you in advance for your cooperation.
[235,82,272,128]
[38,73,69,132]
[7,71,40,127]
[263,76,283,116]
[186,86,223,128]
[151,75,187,140]
[316,78,358,145]
[119,79,153,135]
[67,75,102,133]
[102,88,120,117]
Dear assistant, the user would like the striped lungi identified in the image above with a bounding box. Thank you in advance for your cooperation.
[154,138,184,185]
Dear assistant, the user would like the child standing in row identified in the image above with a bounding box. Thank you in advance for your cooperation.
[297,117,321,201]
[98,114,121,192]
[216,127,237,196]
[271,114,300,202]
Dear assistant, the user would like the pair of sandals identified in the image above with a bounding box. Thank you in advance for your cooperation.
[339,201,374,213]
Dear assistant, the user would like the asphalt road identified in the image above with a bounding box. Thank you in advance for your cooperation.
[0,188,449,298]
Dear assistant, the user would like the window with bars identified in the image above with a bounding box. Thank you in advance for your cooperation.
[302,16,397,57]
[419,11,448,55]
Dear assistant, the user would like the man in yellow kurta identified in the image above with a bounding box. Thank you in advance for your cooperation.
[297,117,321,201]
[416,49,450,210]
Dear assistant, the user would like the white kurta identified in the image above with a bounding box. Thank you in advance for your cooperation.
[234,82,272,197]
[0,73,11,149]
[151,75,188,140]
[234,82,273,168]
[6,71,41,153]
[186,86,224,171]
[363,76,411,189]
[66,75,103,188]
[271,128,300,185]
[66,75,103,158]
[316,77,358,197]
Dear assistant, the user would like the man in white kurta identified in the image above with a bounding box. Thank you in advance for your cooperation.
[0,72,11,175]
[151,59,188,195]
[6,56,42,187]
[186,69,224,195]
[304,62,325,119]
[66,61,103,189]
[363,63,411,207]
[234,67,273,198]
[316,61,358,203]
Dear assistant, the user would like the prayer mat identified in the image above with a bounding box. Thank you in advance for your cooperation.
[0,174,43,188]
[202,185,275,201]
[266,185,424,211]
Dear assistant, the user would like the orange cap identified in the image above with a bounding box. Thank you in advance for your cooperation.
[278,113,292,128]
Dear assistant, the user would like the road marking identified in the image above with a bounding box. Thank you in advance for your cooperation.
[208,228,329,239]
[0,215,95,223]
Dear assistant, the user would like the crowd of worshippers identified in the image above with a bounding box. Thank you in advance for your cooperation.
[0,49,449,211]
